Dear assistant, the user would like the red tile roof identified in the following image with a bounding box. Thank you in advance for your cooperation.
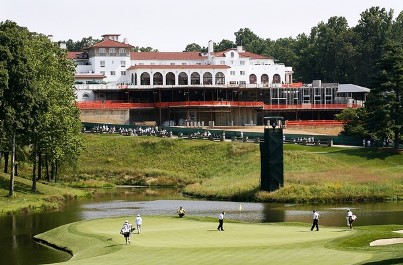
[127,65,230,70]
[131,52,205,61]
[91,39,132,48]
[67,52,81,59]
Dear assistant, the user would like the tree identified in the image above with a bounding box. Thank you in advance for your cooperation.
[365,41,403,149]
[214,39,235,52]
[64,36,100,51]
[184,43,202,52]
[353,7,394,87]
[0,21,37,196]
[28,33,82,190]
[234,28,261,47]
[335,107,369,138]
[132,46,159,52]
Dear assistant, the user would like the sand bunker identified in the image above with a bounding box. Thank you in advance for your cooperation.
[370,230,403,246]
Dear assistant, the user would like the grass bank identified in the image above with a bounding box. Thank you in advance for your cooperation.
[62,134,403,203]
[2,133,402,213]
[34,216,403,265]
[0,174,88,215]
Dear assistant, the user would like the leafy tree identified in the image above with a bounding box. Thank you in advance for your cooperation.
[309,16,356,83]
[184,43,202,52]
[0,21,37,196]
[214,39,235,52]
[234,28,261,47]
[28,34,82,190]
[64,36,100,51]
[353,7,394,87]
[365,41,403,149]
[335,107,369,138]
[132,46,159,52]
[391,10,403,44]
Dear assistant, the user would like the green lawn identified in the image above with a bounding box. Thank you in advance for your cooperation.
[35,216,403,265]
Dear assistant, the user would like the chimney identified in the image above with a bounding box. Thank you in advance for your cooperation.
[59,42,67,49]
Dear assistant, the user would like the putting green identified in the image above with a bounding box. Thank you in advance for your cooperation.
[35,216,371,265]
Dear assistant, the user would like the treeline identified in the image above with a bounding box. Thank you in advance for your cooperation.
[0,21,83,196]
[185,7,402,88]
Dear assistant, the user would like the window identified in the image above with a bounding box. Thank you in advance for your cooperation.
[220,60,225,65]
[110,71,116,76]
[119,48,126,56]
[230,71,235,75]
[121,71,126,75]
[109,48,116,56]
[240,71,245,75]
[182,63,187,65]
[100,71,105,75]
[240,61,245,65]
[121,61,126,67]
[231,52,234,58]
[170,63,175,65]
[100,61,105,67]
[99,48,106,55]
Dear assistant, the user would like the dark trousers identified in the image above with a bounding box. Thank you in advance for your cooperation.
[217,219,224,230]
[311,219,319,231]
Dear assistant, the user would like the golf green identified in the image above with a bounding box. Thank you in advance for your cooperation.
[35,216,372,265]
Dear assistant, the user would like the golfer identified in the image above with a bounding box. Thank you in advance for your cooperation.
[347,209,356,230]
[310,210,319,231]
[177,206,186,218]
[135,214,142,234]
[217,211,225,231]
[120,220,132,244]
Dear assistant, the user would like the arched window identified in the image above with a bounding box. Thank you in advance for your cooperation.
[215,72,225,85]
[153,72,163,85]
[131,73,134,84]
[273,74,281,84]
[178,72,188,85]
[166,72,175,85]
[134,73,137,85]
[191,72,200,85]
[140,72,150,85]
[231,52,234,58]
[249,74,257,84]
[203,72,212,85]
[261,74,269,84]
[82,93,90,101]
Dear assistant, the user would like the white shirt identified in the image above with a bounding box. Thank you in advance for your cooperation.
[347,211,353,217]
[313,212,319,220]
[135,217,142,225]
[219,213,224,220]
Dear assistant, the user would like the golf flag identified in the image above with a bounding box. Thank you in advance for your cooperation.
[239,204,242,211]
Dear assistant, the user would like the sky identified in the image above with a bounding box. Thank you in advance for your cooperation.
[1,0,402,52]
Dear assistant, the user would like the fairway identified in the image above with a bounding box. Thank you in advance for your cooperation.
[35,216,373,265]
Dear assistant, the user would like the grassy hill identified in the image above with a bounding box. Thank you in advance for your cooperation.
[63,134,403,203]
[1,133,402,215]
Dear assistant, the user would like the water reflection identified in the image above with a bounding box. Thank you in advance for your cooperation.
[1,187,403,265]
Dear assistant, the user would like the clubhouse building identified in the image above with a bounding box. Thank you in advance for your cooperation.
[70,34,369,126]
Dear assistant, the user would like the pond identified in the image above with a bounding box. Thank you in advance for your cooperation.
[1,187,403,265]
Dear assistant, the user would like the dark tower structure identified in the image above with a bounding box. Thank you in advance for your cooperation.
[260,117,284,192]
